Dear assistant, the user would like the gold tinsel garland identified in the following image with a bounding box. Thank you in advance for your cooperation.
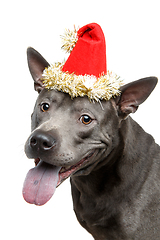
[42,62,123,101]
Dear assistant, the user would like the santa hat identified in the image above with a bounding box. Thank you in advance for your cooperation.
[42,23,122,101]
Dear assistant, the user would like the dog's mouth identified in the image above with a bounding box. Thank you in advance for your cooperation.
[22,151,95,206]
[58,151,95,185]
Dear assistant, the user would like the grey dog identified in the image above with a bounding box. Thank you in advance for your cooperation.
[23,47,160,240]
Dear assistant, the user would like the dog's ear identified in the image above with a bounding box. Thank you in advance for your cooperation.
[115,77,158,118]
[27,47,50,93]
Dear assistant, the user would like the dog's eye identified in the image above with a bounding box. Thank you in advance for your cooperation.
[80,115,92,125]
[40,103,50,112]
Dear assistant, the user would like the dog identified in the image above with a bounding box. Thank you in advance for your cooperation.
[23,47,160,240]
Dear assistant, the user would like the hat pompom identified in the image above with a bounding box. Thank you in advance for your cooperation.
[61,26,78,53]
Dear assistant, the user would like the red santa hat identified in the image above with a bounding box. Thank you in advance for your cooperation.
[42,23,122,101]
[62,23,107,77]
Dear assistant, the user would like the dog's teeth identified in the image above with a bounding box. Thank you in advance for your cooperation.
[60,167,66,173]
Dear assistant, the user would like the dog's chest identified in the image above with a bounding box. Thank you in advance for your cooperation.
[72,186,160,240]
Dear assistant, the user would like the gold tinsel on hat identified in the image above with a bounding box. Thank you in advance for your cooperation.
[42,62,123,101]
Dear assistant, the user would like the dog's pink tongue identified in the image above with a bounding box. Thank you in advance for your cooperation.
[22,161,61,206]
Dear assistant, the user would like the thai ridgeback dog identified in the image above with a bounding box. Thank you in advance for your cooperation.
[23,47,160,240]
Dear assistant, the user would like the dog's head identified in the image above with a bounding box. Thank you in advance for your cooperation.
[23,47,158,206]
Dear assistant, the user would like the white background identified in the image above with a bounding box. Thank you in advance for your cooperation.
[1,1,160,239]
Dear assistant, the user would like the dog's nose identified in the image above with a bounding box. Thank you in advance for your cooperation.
[30,130,56,152]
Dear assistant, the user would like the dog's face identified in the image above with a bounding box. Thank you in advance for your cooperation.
[23,47,157,206]
[25,88,120,182]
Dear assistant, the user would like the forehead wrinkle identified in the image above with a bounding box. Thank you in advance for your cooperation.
[72,97,93,110]
[40,90,71,108]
